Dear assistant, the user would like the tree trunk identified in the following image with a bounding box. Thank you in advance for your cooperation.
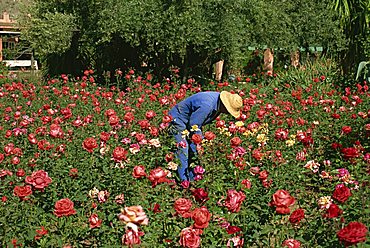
[290,49,300,68]
[263,48,274,75]
[215,60,224,81]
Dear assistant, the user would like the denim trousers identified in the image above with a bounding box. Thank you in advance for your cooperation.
[167,120,196,181]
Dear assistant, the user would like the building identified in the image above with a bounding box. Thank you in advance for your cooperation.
[0,11,38,70]
[0,11,20,61]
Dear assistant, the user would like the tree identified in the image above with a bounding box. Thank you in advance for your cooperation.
[332,0,370,75]
[18,0,348,79]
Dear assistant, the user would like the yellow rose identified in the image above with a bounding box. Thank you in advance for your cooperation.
[190,125,200,132]
[286,139,295,147]
[256,133,269,143]
[181,130,190,138]
[235,121,244,127]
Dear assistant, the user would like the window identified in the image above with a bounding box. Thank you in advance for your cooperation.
[2,41,16,49]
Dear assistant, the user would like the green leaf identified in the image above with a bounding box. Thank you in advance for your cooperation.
[355,61,370,80]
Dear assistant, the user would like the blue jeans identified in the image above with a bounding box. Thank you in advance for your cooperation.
[168,119,196,181]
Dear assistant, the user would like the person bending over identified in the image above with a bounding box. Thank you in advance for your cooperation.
[168,91,243,183]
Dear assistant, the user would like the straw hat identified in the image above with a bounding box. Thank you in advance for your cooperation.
[220,91,243,118]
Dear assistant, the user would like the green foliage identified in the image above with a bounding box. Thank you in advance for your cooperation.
[0,62,9,76]
[331,0,370,74]
[19,10,76,57]
[15,0,348,79]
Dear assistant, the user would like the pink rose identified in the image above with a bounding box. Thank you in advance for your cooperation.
[282,239,301,248]
[224,189,246,213]
[227,235,244,247]
[179,227,201,248]
[193,166,205,175]
[122,227,144,246]
[148,167,171,187]
[132,165,147,179]
[25,170,52,191]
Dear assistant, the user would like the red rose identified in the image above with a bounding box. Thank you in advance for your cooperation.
[230,137,242,147]
[89,213,102,228]
[341,126,352,134]
[150,127,159,137]
[191,188,209,203]
[252,149,263,161]
[275,128,289,141]
[162,115,172,123]
[289,208,305,224]
[179,227,201,248]
[227,225,242,234]
[82,137,98,153]
[165,153,174,162]
[13,185,32,199]
[11,156,20,165]
[270,190,295,214]
[104,108,116,117]
[138,119,150,130]
[16,168,25,177]
[0,169,12,179]
[100,132,110,142]
[301,136,314,147]
[109,115,120,126]
[135,133,146,142]
[145,110,156,120]
[332,113,341,119]
[224,189,246,213]
[28,133,38,144]
[132,165,147,179]
[341,147,359,160]
[241,179,252,189]
[204,131,216,141]
[332,185,351,203]
[124,112,135,123]
[337,221,368,247]
[192,206,211,229]
[69,168,78,178]
[259,170,269,181]
[191,134,202,145]
[282,239,301,248]
[325,203,343,218]
[332,142,342,150]
[25,170,52,191]
[35,226,48,240]
[54,198,77,217]
[174,198,193,218]
[112,146,128,162]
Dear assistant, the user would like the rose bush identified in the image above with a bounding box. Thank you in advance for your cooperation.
[0,64,369,247]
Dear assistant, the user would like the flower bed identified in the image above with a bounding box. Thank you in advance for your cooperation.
[0,69,369,247]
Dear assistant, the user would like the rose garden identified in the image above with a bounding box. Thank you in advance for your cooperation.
[0,60,369,247]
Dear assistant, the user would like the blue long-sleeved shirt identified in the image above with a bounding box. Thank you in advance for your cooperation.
[168,92,221,133]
